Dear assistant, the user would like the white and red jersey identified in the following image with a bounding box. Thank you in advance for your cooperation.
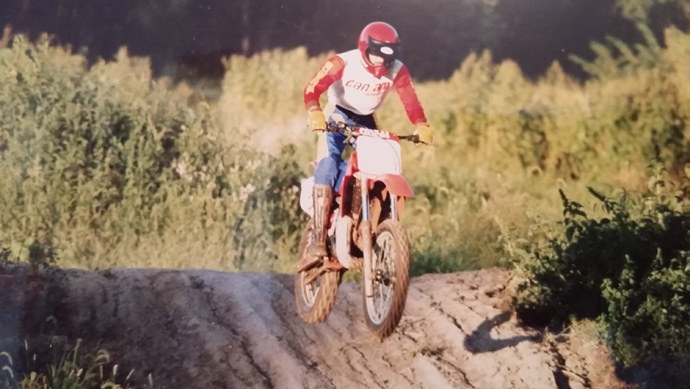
[304,50,427,125]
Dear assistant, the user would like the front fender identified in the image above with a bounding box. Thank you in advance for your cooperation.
[376,174,414,198]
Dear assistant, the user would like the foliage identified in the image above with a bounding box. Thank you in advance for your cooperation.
[0,34,304,271]
[2,19,690,279]
[1,339,139,389]
[569,22,661,80]
[616,0,690,25]
[510,157,690,367]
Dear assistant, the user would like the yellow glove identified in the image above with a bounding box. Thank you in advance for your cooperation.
[308,109,327,132]
[413,123,433,144]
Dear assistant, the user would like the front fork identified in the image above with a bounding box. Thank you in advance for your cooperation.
[360,177,374,298]
[360,177,398,298]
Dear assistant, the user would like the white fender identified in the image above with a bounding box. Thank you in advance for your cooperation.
[335,215,353,268]
[299,176,314,217]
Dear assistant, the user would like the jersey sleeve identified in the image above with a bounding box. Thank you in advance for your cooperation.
[393,65,427,125]
[304,55,345,111]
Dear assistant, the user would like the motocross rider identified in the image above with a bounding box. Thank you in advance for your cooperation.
[298,21,432,271]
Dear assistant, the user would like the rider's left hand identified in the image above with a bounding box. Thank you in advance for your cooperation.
[413,123,433,145]
[308,109,327,132]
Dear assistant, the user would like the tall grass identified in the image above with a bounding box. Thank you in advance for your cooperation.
[1,339,140,389]
[0,33,303,272]
[1,25,689,274]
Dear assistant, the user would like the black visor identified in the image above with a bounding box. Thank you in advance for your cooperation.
[367,37,400,67]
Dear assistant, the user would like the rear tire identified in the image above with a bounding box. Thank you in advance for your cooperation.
[362,219,410,338]
[295,221,341,323]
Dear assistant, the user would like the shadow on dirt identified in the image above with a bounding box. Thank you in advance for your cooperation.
[464,311,542,354]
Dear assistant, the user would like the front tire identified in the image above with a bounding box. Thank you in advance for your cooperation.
[362,219,411,338]
[295,221,341,323]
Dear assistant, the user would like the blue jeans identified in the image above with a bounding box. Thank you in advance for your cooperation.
[313,106,377,192]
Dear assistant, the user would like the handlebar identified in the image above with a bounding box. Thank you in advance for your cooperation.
[324,122,433,146]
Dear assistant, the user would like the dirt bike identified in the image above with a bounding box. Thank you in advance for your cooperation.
[294,122,426,338]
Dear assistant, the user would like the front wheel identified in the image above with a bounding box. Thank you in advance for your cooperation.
[295,220,341,323]
[362,219,411,338]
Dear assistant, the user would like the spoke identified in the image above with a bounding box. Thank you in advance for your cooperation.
[367,230,401,325]
[377,233,391,319]
[303,269,322,306]
[385,284,392,308]
[378,283,385,317]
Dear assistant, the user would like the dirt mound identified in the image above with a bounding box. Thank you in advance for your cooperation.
[1,265,627,388]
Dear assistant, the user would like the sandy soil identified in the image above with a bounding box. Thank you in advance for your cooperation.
[0,265,629,389]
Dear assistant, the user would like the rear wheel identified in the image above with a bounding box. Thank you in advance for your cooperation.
[362,219,410,338]
[295,221,341,323]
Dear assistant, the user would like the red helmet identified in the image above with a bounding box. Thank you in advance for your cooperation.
[358,22,401,77]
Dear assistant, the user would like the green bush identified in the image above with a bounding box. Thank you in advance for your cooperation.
[0,34,304,271]
[3,22,690,276]
[511,159,690,367]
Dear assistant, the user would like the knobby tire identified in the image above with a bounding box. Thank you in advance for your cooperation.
[294,221,340,323]
[362,219,410,338]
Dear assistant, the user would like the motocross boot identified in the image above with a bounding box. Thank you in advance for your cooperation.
[297,184,333,272]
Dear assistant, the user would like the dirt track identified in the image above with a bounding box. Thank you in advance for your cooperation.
[0,266,626,389]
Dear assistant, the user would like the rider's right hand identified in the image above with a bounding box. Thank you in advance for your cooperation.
[308,109,327,132]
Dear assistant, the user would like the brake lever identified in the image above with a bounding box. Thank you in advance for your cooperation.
[400,134,437,147]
